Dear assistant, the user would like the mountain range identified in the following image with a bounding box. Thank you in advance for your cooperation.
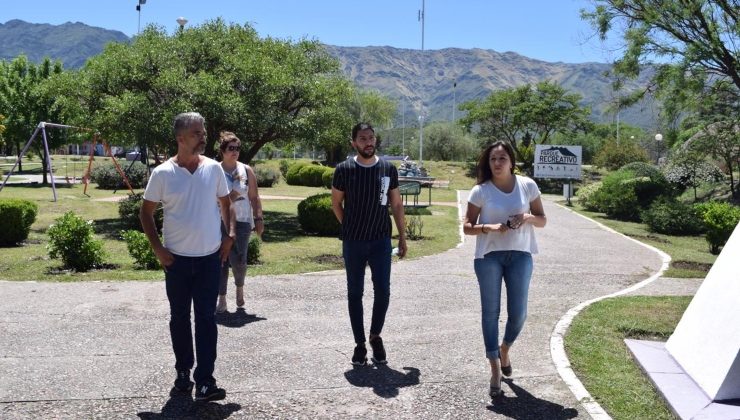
[0,19,658,129]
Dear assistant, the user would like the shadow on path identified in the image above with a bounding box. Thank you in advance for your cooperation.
[216,308,266,328]
[486,378,579,419]
[137,394,241,420]
[344,364,421,398]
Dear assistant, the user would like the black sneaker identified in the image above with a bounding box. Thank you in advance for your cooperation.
[195,383,226,402]
[369,336,387,364]
[171,369,194,395]
[351,344,367,366]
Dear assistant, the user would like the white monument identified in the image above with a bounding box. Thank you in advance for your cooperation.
[665,224,740,400]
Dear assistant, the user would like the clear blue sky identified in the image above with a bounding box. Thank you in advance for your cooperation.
[3,0,620,64]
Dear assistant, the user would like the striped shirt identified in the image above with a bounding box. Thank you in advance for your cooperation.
[332,157,399,241]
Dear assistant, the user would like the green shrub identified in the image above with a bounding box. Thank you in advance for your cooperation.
[405,214,424,240]
[91,161,148,189]
[297,193,341,236]
[590,170,641,221]
[118,193,163,232]
[619,162,673,206]
[247,235,261,265]
[0,198,39,246]
[286,162,309,185]
[575,182,602,211]
[594,140,650,170]
[641,199,705,235]
[696,202,740,254]
[47,211,105,271]
[254,166,280,188]
[121,229,160,269]
[322,167,334,189]
[298,165,327,187]
[279,159,291,180]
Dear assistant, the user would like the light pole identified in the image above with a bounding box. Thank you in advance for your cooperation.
[452,80,457,122]
[418,114,425,168]
[655,133,663,164]
[136,0,147,34]
[177,16,188,31]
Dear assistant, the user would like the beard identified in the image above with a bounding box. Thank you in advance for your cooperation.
[193,142,206,155]
[356,146,375,159]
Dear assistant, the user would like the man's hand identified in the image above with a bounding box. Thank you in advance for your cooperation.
[154,246,175,269]
[397,237,408,259]
[254,219,264,238]
[220,236,234,264]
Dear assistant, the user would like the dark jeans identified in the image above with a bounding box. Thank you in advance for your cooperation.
[165,251,221,387]
[342,238,392,344]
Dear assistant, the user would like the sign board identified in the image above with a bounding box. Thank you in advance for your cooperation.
[534,145,582,179]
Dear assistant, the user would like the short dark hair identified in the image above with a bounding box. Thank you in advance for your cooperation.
[173,112,205,139]
[476,141,516,184]
[351,122,374,141]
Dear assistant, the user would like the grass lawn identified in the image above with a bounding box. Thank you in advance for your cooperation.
[565,296,691,420]
[0,180,461,281]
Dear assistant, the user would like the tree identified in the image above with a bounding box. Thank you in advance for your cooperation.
[664,147,724,200]
[413,122,477,162]
[50,19,348,164]
[458,81,591,169]
[583,0,740,92]
[0,114,6,147]
[0,56,64,181]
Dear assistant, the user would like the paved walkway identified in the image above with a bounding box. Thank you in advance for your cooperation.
[0,194,701,419]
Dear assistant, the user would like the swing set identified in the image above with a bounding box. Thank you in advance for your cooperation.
[0,122,134,201]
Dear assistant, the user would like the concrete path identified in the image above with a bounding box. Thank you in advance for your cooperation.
[0,194,695,419]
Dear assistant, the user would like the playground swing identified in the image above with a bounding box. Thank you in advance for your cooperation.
[0,122,134,201]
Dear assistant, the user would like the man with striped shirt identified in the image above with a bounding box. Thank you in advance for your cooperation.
[331,122,408,366]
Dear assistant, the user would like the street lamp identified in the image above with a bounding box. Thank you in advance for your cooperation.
[418,114,425,168]
[654,133,663,164]
[136,0,147,34]
[177,16,188,31]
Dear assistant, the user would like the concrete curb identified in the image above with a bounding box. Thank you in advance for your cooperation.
[548,202,671,420]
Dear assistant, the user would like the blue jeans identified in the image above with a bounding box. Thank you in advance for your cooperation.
[473,250,533,360]
[164,251,221,387]
[343,238,392,344]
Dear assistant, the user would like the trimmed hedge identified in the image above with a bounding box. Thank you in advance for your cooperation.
[641,199,705,235]
[322,167,334,189]
[297,165,327,187]
[91,161,148,189]
[575,182,602,211]
[286,162,310,185]
[0,198,39,246]
[297,193,341,236]
[254,166,280,188]
[121,229,160,269]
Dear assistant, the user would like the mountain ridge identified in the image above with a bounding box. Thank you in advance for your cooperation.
[0,19,657,129]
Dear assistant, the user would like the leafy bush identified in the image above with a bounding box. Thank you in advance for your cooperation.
[121,229,160,269]
[641,199,705,235]
[695,202,740,254]
[286,162,310,185]
[279,159,291,180]
[91,161,148,189]
[47,211,105,271]
[594,140,650,170]
[405,214,424,240]
[247,235,261,265]
[298,165,327,187]
[322,167,334,189]
[297,193,341,236]
[118,193,163,232]
[619,162,673,207]
[590,170,641,220]
[0,198,39,246]
[254,166,280,188]
[576,182,602,211]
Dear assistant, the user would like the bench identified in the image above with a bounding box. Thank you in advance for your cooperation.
[398,180,430,208]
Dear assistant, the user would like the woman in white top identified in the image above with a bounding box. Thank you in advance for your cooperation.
[463,141,547,399]
[216,132,264,313]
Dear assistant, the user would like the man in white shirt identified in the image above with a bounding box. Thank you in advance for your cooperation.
[140,112,234,402]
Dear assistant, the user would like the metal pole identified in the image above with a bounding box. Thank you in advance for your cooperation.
[0,125,41,192]
[402,101,405,156]
[40,124,58,202]
[452,80,457,121]
[420,0,425,51]
[419,115,424,167]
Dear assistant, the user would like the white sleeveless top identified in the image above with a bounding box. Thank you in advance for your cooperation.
[224,162,253,224]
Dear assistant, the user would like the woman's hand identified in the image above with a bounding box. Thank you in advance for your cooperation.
[506,214,527,229]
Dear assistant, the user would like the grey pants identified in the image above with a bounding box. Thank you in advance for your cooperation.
[219,221,251,295]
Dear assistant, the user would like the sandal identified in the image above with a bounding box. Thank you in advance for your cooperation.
[489,378,503,398]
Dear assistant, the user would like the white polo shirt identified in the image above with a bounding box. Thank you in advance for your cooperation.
[467,175,541,259]
[143,157,229,257]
